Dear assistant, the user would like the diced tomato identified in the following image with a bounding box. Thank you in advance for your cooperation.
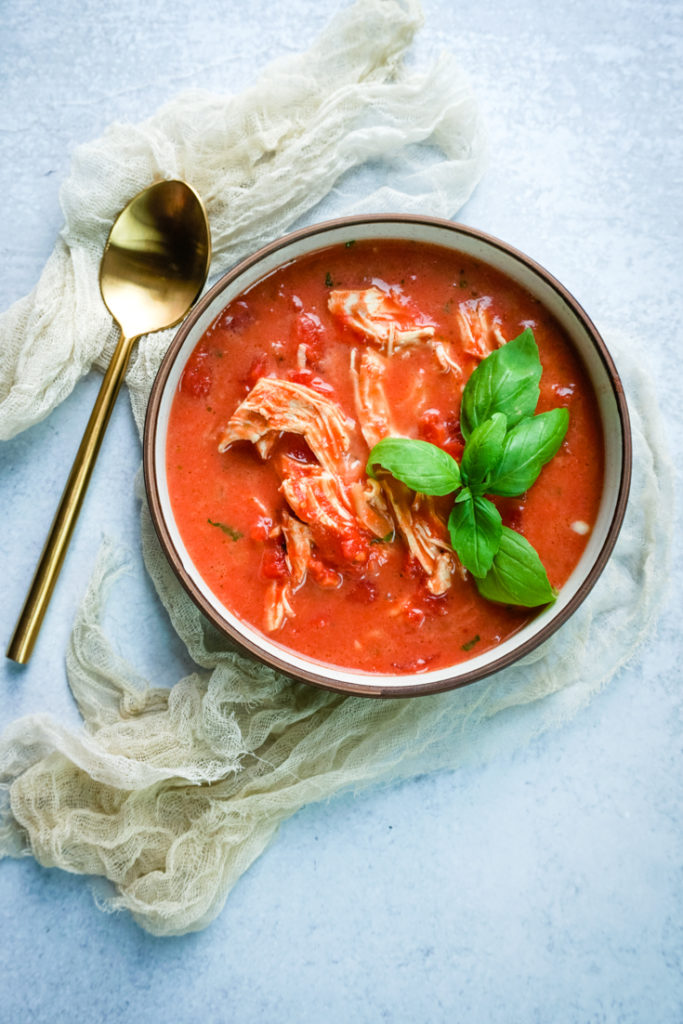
[180,345,213,398]
[418,408,464,459]
[214,299,253,334]
[401,554,426,580]
[286,367,334,397]
[340,532,369,565]
[242,353,273,393]
[309,556,342,589]
[405,604,426,626]
[260,542,288,580]
[294,311,324,366]
[308,522,369,571]
[250,515,274,542]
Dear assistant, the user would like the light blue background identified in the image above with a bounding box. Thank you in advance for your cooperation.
[1,1,681,1021]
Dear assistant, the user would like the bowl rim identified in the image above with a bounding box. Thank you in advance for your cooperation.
[143,213,632,699]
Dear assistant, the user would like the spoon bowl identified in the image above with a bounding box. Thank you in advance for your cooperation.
[7,179,211,664]
[101,179,212,338]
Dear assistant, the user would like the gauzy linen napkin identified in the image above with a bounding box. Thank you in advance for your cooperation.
[0,0,673,936]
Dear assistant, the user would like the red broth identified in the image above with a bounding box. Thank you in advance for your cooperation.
[166,239,604,674]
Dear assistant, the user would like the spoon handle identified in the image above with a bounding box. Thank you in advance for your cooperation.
[6,330,137,664]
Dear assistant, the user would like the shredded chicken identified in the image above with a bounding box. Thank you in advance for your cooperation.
[224,292,467,630]
[347,478,393,538]
[350,348,457,595]
[383,481,456,595]
[455,296,506,359]
[349,347,398,450]
[432,340,464,378]
[263,513,312,632]
[263,579,293,633]
[329,287,435,355]
[276,455,370,566]
[281,512,312,587]
[217,377,356,480]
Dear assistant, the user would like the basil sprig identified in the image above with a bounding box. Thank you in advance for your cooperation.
[365,330,569,608]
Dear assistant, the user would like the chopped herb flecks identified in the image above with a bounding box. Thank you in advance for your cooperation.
[345,240,356,248]
[325,272,334,287]
[462,634,481,652]
[208,519,243,540]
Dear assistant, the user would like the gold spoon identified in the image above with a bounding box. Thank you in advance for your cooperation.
[7,179,211,664]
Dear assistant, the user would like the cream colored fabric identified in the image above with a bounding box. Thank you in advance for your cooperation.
[0,0,672,937]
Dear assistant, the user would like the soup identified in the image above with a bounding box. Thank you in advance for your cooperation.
[166,238,604,674]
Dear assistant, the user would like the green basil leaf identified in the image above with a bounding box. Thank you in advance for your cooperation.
[366,437,461,495]
[475,526,556,606]
[448,493,502,578]
[460,328,542,440]
[485,407,569,497]
[460,412,507,489]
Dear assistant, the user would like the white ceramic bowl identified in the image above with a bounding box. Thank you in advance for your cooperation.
[143,216,631,698]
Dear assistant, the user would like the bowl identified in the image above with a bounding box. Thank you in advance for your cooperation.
[143,215,631,698]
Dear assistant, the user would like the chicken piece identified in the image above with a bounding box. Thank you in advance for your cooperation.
[432,340,464,378]
[329,287,435,355]
[263,513,312,632]
[264,579,294,633]
[276,455,370,566]
[262,507,315,626]
[455,297,506,360]
[347,479,394,539]
[349,348,397,450]
[262,511,343,632]
[218,377,355,480]
[281,512,311,589]
[350,349,456,595]
[382,481,456,596]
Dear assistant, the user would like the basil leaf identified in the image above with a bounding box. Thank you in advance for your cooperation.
[460,412,507,489]
[448,493,502,578]
[475,526,556,606]
[366,437,461,495]
[460,329,542,440]
[485,408,569,497]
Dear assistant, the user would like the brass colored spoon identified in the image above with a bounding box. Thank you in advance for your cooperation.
[7,179,211,663]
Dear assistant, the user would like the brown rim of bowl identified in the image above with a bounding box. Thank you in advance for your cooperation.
[143,214,632,699]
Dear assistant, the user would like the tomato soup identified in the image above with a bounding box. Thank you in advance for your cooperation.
[166,239,604,674]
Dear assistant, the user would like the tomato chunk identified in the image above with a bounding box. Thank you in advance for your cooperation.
[286,367,335,396]
[181,345,212,398]
[260,542,288,580]
[418,408,464,459]
[294,311,325,366]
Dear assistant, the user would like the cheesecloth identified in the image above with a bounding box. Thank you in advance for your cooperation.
[0,0,673,936]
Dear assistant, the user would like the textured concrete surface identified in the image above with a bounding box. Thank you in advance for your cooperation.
[0,1,681,1021]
